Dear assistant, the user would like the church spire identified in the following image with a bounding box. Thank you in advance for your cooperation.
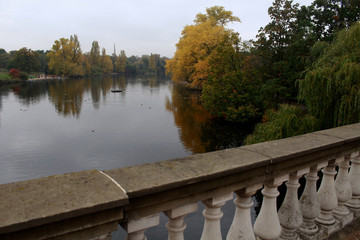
[113,43,116,57]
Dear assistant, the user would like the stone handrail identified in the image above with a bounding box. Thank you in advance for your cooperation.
[1,123,360,239]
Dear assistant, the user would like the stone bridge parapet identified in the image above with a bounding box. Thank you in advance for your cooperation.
[1,123,360,239]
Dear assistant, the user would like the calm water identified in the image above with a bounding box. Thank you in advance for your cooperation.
[0,75,256,239]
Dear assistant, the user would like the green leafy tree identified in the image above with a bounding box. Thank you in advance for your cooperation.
[35,50,49,73]
[9,47,40,73]
[0,49,11,69]
[202,32,262,123]
[90,41,101,75]
[254,0,306,105]
[310,0,360,41]
[299,22,360,128]
[245,104,319,144]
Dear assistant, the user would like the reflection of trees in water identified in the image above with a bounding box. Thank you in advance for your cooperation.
[166,85,211,153]
[48,79,85,117]
[10,81,48,106]
[47,75,127,116]
[166,84,256,154]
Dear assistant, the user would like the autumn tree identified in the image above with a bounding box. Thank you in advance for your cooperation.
[100,48,113,74]
[299,22,360,128]
[194,5,240,26]
[47,34,83,77]
[166,6,240,89]
[115,50,127,73]
[149,53,160,76]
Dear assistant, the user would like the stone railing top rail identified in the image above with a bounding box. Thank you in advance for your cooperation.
[1,123,360,237]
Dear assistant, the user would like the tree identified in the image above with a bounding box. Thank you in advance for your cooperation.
[245,104,319,144]
[100,48,113,74]
[149,53,160,76]
[310,0,360,41]
[166,6,240,89]
[47,35,84,77]
[299,22,360,128]
[115,50,127,73]
[9,47,40,73]
[111,44,117,71]
[0,49,11,69]
[201,32,262,122]
[9,68,20,79]
[194,6,241,26]
[90,41,101,75]
[35,50,49,73]
[254,0,305,104]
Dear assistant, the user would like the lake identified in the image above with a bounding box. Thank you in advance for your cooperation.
[0,75,256,239]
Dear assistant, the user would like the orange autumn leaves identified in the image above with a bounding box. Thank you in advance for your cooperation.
[165,6,240,89]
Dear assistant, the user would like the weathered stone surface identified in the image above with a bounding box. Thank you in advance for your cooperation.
[315,123,360,144]
[104,148,270,197]
[242,132,343,163]
[0,169,128,234]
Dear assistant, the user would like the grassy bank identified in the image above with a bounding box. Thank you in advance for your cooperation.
[0,72,11,81]
[0,71,25,84]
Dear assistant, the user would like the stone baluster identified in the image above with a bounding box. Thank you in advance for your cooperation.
[123,214,159,240]
[254,175,288,240]
[316,160,341,236]
[278,169,309,240]
[333,156,353,226]
[298,165,322,239]
[226,184,263,240]
[346,151,360,213]
[164,203,198,240]
[200,191,233,240]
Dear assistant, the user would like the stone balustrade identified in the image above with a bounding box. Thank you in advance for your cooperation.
[1,123,360,239]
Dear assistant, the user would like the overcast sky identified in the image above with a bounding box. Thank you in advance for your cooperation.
[0,0,314,57]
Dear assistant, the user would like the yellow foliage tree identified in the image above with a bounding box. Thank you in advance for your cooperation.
[101,48,113,74]
[47,35,84,77]
[115,50,127,73]
[166,6,240,89]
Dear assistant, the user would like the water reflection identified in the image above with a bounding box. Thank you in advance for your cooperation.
[166,84,256,153]
[48,79,84,117]
[0,76,256,185]
[1,76,257,239]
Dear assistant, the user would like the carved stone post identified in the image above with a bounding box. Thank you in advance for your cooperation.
[123,214,159,240]
[316,160,340,236]
[278,169,308,240]
[298,166,321,239]
[165,203,198,240]
[200,191,233,240]
[346,151,360,213]
[226,184,263,240]
[254,175,288,240]
[334,156,353,226]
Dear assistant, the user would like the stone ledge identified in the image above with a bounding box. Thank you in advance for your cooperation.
[105,123,360,200]
[104,148,270,198]
[0,169,128,234]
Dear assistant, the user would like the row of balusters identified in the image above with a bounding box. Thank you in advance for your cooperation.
[122,151,360,240]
